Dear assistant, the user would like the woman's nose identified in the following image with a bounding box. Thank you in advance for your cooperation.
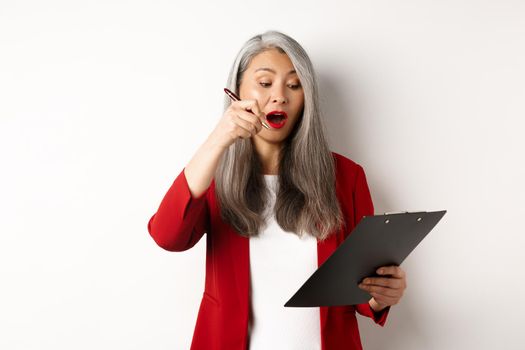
[273,96,287,103]
[272,92,287,104]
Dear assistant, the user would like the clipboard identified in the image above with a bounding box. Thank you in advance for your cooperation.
[284,210,446,307]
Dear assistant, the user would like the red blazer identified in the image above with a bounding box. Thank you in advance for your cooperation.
[147,151,390,350]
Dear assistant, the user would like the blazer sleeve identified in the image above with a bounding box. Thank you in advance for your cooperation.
[352,164,391,326]
[147,167,211,252]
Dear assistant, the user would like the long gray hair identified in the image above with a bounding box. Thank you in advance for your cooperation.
[215,30,344,241]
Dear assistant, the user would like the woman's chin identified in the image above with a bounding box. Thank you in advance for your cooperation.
[253,132,291,145]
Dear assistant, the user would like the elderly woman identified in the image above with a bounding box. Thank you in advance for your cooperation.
[147,30,407,350]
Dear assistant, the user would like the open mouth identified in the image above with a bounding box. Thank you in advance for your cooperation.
[266,111,288,129]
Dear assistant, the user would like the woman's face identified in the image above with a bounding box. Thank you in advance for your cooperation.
[239,48,305,145]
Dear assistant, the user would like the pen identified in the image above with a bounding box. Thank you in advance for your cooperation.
[224,88,270,129]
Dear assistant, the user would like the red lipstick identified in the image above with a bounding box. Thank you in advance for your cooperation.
[266,110,288,129]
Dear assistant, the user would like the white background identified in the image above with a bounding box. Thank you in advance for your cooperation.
[1,1,524,349]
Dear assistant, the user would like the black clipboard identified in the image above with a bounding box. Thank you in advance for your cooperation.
[284,210,446,307]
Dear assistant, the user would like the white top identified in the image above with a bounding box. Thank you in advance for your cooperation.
[248,175,321,350]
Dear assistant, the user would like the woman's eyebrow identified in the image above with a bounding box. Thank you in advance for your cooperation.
[254,67,297,75]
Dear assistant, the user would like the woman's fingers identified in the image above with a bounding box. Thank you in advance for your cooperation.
[377,266,406,279]
[232,114,260,139]
[360,277,404,289]
[211,99,266,149]
[370,293,398,306]
[237,109,263,133]
[358,265,408,308]
[359,284,400,297]
[233,99,266,128]
[234,99,264,118]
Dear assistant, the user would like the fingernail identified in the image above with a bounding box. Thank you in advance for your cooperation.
[377,269,383,274]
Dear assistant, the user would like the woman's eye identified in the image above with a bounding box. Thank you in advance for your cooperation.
[259,82,301,89]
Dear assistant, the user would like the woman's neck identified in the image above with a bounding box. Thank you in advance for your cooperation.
[253,139,283,175]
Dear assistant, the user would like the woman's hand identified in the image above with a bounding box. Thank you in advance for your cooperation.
[208,99,265,150]
[358,265,407,311]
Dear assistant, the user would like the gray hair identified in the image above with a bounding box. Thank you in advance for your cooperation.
[215,30,344,240]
